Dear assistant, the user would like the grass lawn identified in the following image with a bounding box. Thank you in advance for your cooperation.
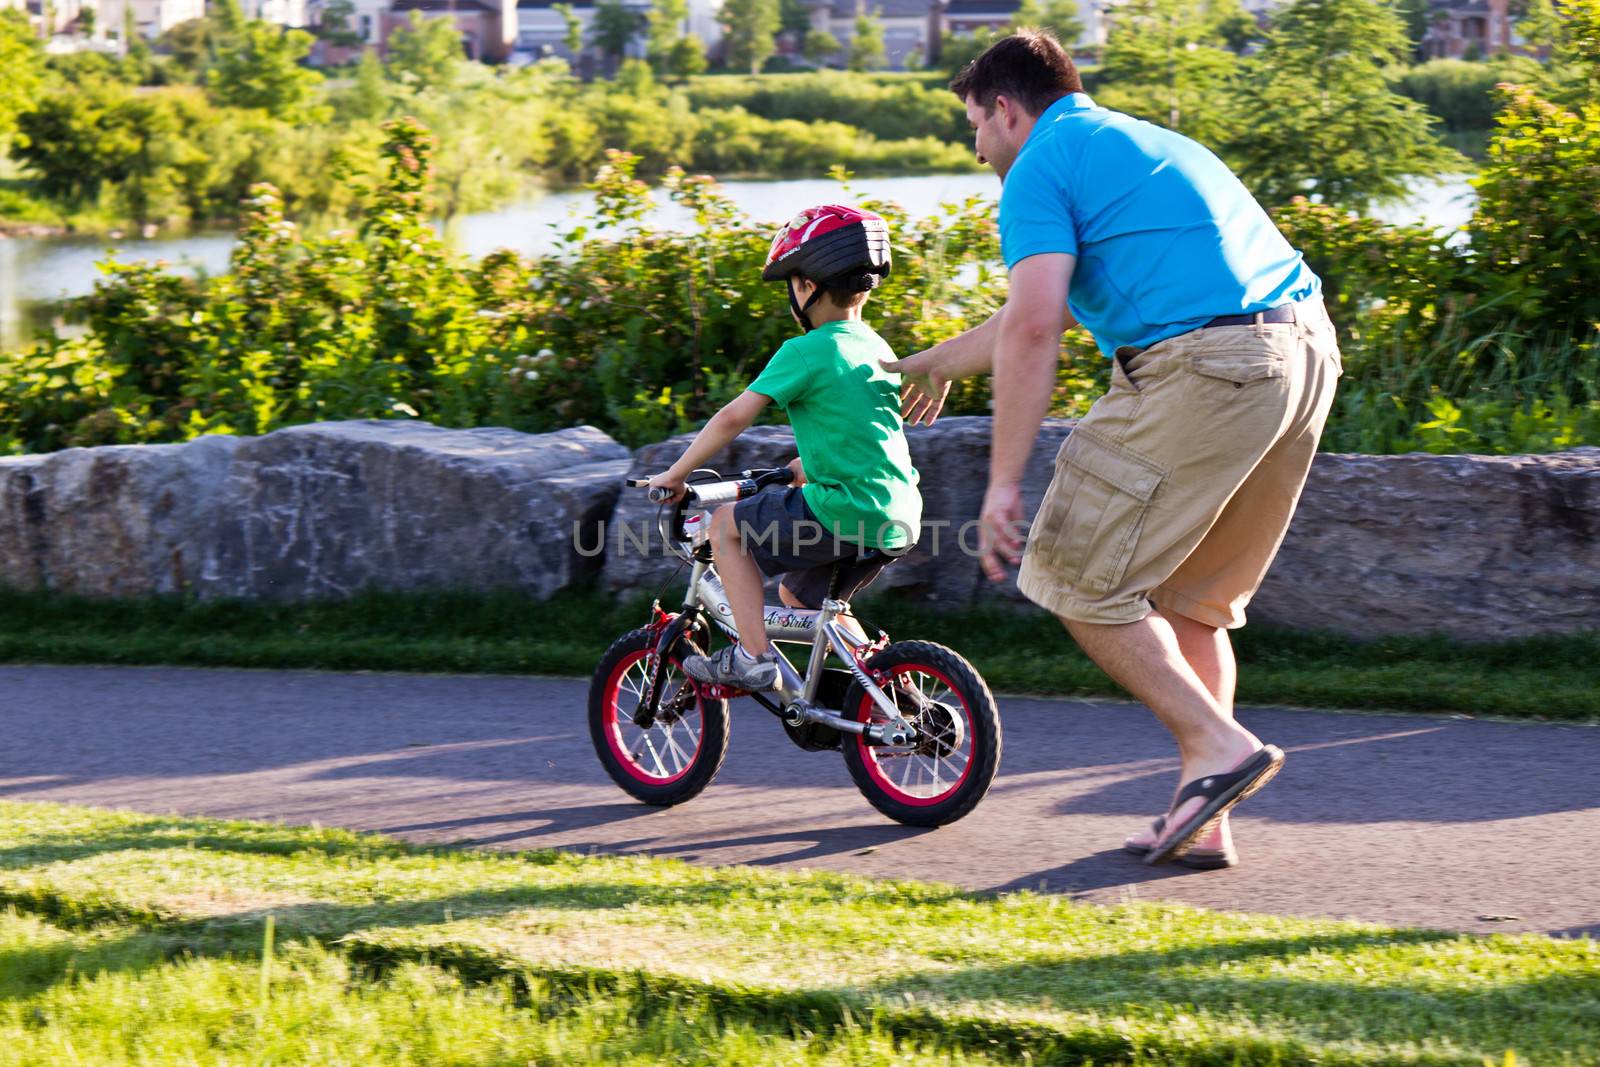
[0,801,1594,1065]
[0,586,1595,721]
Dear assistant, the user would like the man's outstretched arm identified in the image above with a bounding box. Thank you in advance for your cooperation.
[883,296,1078,426]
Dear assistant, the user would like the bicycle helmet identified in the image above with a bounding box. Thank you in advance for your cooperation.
[762,204,892,332]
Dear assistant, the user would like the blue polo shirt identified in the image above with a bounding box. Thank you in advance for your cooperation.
[998,92,1320,359]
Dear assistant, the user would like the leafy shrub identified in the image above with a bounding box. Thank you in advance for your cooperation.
[0,124,1005,453]
[1389,57,1542,131]
[682,71,969,144]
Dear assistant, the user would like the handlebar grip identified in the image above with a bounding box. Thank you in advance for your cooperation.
[647,486,676,503]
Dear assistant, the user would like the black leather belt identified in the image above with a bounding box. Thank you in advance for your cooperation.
[1204,304,1297,328]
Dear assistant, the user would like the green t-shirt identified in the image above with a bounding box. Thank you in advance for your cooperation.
[748,320,921,550]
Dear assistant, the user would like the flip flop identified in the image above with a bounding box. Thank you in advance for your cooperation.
[1122,816,1238,870]
[1144,745,1285,866]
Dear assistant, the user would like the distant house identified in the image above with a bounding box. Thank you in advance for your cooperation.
[936,0,1123,58]
[241,0,308,25]
[512,0,721,69]
[383,0,518,61]
[1420,0,1518,58]
[306,0,389,47]
[3,0,86,35]
[1,0,204,42]
[797,0,940,69]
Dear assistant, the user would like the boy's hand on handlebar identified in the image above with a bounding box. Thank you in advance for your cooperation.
[646,472,687,503]
[786,457,806,487]
[881,350,953,427]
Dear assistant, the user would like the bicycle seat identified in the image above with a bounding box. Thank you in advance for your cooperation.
[849,545,911,568]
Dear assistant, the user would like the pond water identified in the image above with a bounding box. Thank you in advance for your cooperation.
[0,171,1476,350]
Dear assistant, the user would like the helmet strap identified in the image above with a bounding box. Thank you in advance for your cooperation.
[789,278,828,333]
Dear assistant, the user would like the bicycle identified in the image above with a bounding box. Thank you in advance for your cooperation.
[588,467,1002,827]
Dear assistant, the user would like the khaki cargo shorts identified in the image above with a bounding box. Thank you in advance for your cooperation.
[1017,298,1342,629]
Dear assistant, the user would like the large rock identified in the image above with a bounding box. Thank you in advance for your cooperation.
[201,421,631,600]
[0,436,240,596]
[1253,448,1600,638]
[603,421,1600,639]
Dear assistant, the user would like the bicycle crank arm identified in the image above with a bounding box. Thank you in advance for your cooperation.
[783,700,916,747]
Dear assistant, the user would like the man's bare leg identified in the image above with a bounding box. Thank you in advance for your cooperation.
[1123,608,1237,852]
[1061,612,1262,850]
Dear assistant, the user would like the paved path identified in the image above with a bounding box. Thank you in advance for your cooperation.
[0,664,1594,937]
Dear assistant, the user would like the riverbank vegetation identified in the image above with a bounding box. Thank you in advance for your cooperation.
[0,0,1579,236]
[0,0,1596,457]
[0,586,1594,718]
[0,800,1593,1065]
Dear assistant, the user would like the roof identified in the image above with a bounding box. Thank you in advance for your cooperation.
[392,0,503,12]
[943,0,1018,13]
[825,0,939,17]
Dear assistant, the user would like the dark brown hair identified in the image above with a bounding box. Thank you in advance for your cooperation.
[948,30,1083,117]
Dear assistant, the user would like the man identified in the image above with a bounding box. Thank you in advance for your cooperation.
[885,30,1341,866]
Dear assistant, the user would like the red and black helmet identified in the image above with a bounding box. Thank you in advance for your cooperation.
[762,205,891,331]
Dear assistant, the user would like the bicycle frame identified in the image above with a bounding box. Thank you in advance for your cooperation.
[642,470,918,747]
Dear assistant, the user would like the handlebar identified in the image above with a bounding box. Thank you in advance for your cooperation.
[628,467,795,506]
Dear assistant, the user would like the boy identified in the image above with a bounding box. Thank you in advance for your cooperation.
[648,205,921,691]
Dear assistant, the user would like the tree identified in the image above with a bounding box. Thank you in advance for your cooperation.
[802,27,839,63]
[122,4,153,75]
[337,46,389,120]
[646,0,687,72]
[1010,0,1083,46]
[1516,0,1562,50]
[592,0,640,67]
[207,22,324,118]
[779,0,812,36]
[668,33,708,77]
[720,0,780,73]
[0,9,43,149]
[158,17,215,80]
[848,8,887,69]
[1099,0,1240,141]
[387,10,464,90]
[316,0,363,48]
[1208,0,1259,52]
[1395,0,1431,58]
[1470,81,1600,331]
[14,77,196,222]
[553,2,585,57]
[1221,0,1459,210]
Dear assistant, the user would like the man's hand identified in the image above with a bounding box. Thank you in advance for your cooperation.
[786,456,807,486]
[881,350,953,426]
[646,471,687,504]
[978,483,1026,583]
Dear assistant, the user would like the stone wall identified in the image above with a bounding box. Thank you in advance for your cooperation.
[0,418,1595,638]
[0,421,630,601]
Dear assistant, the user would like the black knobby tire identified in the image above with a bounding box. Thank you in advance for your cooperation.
[588,627,731,807]
[840,641,1002,827]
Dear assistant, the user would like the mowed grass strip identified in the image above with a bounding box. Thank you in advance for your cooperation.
[0,802,1593,1066]
[0,586,1595,719]
[0,912,1000,1067]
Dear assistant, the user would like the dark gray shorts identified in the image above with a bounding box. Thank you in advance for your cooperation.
[730,487,896,609]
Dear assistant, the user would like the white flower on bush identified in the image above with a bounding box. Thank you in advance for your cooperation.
[536,348,554,361]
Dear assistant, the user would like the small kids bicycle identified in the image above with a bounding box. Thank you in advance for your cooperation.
[588,467,1002,827]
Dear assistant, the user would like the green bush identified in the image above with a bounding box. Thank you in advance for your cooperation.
[1390,56,1542,131]
[682,71,969,144]
[0,124,1005,454]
